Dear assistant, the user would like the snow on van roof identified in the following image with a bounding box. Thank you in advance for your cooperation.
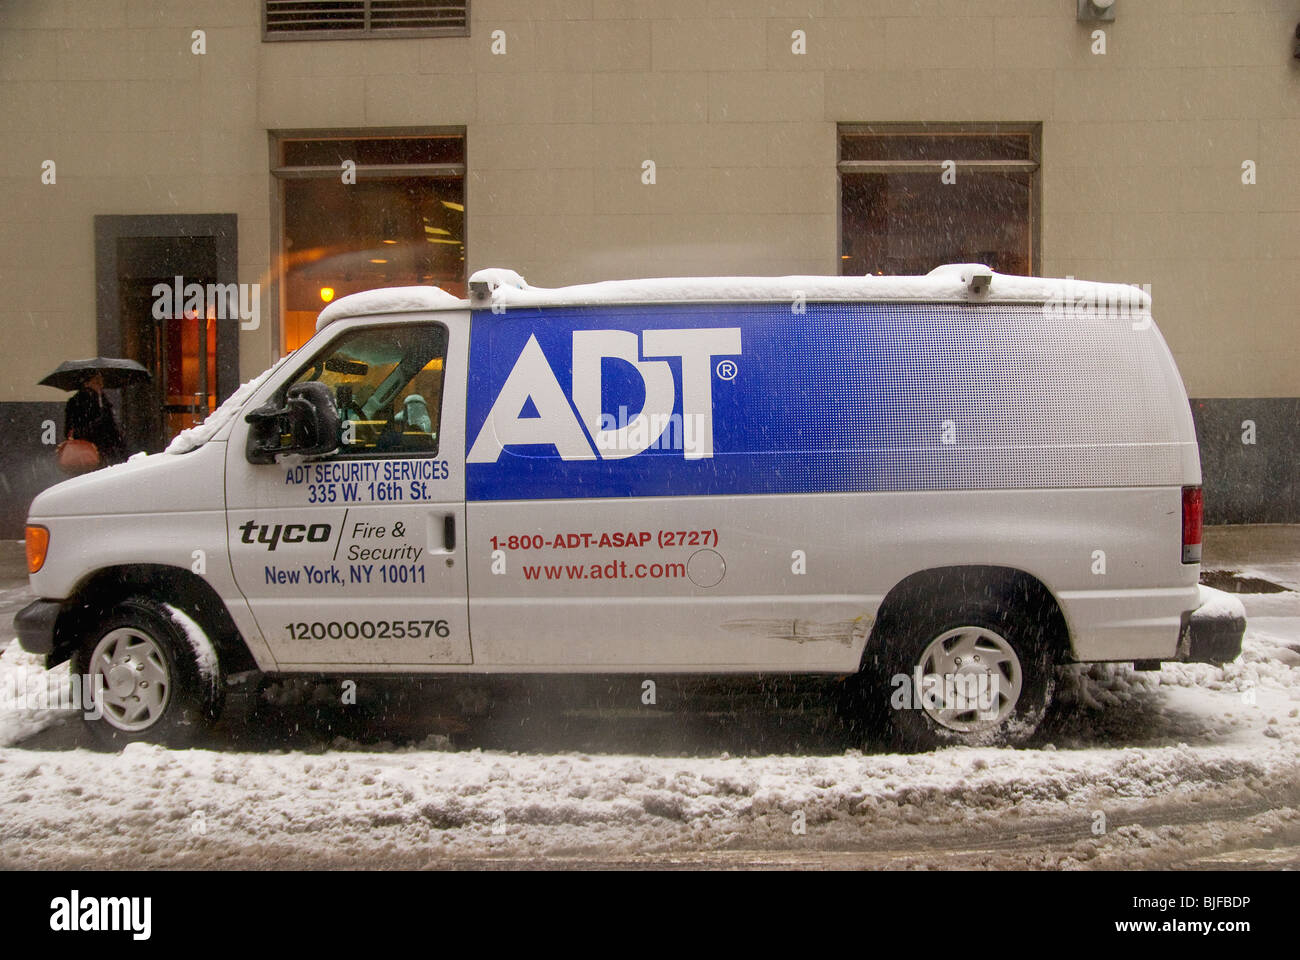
[316,286,466,330]
[313,266,1151,327]
[469,264,1152,311]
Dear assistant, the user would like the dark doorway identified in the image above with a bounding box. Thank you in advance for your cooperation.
[95,215,239,454]
[117,236,217,450]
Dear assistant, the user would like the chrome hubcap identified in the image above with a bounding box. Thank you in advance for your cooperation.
[914,626,1022,732]
[89,628,171,732]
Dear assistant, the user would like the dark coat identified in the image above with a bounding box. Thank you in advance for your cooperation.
[65,388,125,464]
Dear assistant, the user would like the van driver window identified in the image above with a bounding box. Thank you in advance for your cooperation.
[289,324,447,456]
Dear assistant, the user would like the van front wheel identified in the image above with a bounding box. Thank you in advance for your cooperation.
[76,597,223,749]
[875,598,1054,750]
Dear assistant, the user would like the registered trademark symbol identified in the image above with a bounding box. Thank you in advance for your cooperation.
[716,359,738,381]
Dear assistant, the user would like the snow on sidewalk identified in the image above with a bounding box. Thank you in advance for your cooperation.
[0,643,78,747]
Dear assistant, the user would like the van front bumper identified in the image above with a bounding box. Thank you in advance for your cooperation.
[14,598,63,657]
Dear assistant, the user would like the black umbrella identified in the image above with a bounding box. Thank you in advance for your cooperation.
[39,357,151,392]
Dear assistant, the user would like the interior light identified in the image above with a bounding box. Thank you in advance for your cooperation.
[369,258,389,264]
[382,239,398,244]
[440,201,465,212]
[319,287,335,303]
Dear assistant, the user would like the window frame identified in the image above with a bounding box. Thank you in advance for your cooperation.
[269,127,468,355]
[262,1,471,42]
[837,122,1042,277]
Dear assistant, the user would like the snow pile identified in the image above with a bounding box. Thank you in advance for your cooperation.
[467,267,528,293]
[165,355,293,454]
[0,727,1293,868]
[0,643,75,747]
[1193,583,1247,621]
[299,267,1152,326]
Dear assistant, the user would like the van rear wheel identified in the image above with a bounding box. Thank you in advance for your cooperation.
[75,597,223,749]
[867,595,1054,750]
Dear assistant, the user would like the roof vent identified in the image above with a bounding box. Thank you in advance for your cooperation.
[966,269,992,296]
[926,263,993,296]
[468,267,528,306]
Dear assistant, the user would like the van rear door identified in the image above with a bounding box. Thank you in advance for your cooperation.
[224,311,471,668]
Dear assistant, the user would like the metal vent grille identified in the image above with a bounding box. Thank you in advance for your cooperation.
[265,1,469,40]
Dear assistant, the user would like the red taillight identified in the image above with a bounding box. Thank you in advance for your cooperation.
[1182,486,1203,564]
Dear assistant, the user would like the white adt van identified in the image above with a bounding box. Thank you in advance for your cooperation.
[16,265,1243,749]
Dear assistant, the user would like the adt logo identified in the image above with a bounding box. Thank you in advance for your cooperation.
[468,327,741,463]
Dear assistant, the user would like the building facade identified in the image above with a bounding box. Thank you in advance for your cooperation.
[1,0,1297,534]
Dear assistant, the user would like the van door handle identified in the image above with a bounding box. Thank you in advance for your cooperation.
[443,515,456,551]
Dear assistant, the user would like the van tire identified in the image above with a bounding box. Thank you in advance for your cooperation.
[865,595,1054,751]
[74,597,223,749]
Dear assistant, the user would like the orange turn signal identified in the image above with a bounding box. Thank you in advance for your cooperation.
[26,525,49,574]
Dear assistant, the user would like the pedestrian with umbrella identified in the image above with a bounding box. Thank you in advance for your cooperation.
[40,358,149,473]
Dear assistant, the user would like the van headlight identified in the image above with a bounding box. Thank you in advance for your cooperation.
[25,525,49,574]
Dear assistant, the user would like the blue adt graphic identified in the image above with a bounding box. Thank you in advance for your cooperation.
[465,301,986,501]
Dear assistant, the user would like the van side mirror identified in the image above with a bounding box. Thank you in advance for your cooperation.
[245,381,341,464]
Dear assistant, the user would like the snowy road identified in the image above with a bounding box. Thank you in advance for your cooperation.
[2,586,1297,869]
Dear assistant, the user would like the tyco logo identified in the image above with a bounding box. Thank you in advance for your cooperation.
[238,521,331,551]
[468,327,741,463]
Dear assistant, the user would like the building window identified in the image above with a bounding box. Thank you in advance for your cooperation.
[264,1,469,40]
[838,123,1041,277]
[273,130,466,352]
